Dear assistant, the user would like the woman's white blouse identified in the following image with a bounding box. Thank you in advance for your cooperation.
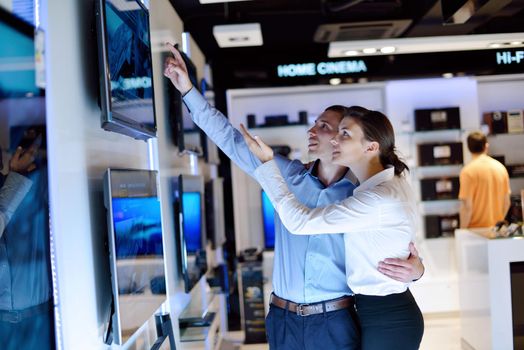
[254,160,418,296]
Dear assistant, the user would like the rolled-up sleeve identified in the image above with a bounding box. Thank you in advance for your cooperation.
[0,172,32,236]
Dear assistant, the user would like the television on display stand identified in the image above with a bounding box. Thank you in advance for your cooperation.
[103,169,167,345]
[171,174,208,293]
[95,0,157,140]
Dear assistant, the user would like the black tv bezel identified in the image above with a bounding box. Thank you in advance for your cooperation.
[172,174,208,293]
[95,0,157,141]
[164,50,208,156]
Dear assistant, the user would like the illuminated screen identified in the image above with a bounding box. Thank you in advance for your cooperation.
[112,197,163,258]
[105,0,154,128]
[261,191,275,249]
[182,192,202,253]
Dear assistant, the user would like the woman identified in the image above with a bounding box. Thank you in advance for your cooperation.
[240,108,424,350]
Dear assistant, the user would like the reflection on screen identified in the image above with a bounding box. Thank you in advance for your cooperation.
[105,0,154,126]
[112,197,163,258]
[262,191,275,249]
[182,192,202,253]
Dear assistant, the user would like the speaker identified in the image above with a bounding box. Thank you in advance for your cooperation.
[246,114,256,128]
[414,107,461,131]
[298,111,308,125]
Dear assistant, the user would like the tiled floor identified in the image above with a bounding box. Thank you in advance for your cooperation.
[221,313,462,350]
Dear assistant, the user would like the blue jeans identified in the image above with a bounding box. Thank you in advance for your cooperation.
[265,299,360,350]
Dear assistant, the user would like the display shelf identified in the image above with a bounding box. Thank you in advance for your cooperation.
[249,122,309,129]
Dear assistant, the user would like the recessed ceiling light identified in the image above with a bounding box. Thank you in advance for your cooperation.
[362,48,377,54]
[510,41,523,46]
[489,43,502,48]
[442,73,454,79]
[380,46,396,54]
[213,23,263,48]
[329,78,342,85]
[344,50,359,56]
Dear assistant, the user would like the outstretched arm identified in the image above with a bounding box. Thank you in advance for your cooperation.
[240,125,382,234]
[163,43,263,176]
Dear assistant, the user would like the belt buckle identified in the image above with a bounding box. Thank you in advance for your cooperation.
[296,303,310,317]
[7,310,21,323]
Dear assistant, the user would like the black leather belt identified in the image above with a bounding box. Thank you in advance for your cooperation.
[270,293,354,317]
[0,300,53,323]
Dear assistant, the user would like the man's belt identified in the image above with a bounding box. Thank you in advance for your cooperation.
[0,300,53,323]
[270,293,354,317]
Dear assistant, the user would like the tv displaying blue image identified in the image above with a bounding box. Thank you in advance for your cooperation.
[96,0,156,140]
[182,192,202,253]
[112,196,163,258]
[261,191,275,250]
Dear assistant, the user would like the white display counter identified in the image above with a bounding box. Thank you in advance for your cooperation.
[455,228,524,350]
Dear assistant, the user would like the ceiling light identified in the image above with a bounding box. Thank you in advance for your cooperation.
[510,41,523,46]
[329,78,342,85]
[213,23,263,48]
[328,33,524,58]
[344,50,359,56]
[380,46,396,54]
[442,73,454,79]
[489,43,502,48]
[362,48,377,54]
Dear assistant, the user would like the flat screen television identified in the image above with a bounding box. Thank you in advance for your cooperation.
[171,174,208,293]
[104,169,166,345]
[261,190,275,250]
[205,178,226,249]
[95,0,156,140]
[164,49,205,155]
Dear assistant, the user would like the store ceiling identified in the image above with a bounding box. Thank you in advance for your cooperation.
[169,0,524,63]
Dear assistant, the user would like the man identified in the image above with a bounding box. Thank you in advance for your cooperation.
[459,131,511,228]
[164,44,424,349]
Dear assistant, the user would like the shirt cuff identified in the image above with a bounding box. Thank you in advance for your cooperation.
[254,160,287,210]
[182,86,205,113]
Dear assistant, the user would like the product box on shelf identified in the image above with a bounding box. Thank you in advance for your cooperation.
[420,177,460,201]
[418,142,463,166]
[483,111,508,134]
[425,214,460,238]
[414,107,461,131]
[507,110,524,134]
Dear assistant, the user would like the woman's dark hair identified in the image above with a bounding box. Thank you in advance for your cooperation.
[345,107,409,176]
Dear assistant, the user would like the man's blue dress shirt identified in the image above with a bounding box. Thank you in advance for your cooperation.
[184,88,356,303]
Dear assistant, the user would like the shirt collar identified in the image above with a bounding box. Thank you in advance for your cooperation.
[355,166,395,193]
[307,159,358,185]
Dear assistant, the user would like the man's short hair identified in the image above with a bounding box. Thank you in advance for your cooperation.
[467,131,487,154]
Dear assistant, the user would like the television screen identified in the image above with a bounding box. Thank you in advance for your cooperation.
[182,192,202,253]
[112,197,163,258]
[104,169,166,345]
[261,190,275,250]
[172,175,208,293]
[164,49,203,154]
[205,178,226,249]
[96,0,156,140]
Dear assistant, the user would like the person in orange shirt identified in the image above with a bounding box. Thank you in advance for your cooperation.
[459,131,511,228]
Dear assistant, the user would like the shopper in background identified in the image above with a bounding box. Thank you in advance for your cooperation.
[459,131,511,228]
[240,109,424,350]
[164,43,424,350]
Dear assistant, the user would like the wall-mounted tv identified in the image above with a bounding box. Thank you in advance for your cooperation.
[164,49,205,155]
[171,174,208,293]
[104,169,166,345]
[261,190,275,250]
[95,0,156,141]
[205,178,226,249]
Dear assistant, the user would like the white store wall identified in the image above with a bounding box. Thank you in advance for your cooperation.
[42,0,211,348]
